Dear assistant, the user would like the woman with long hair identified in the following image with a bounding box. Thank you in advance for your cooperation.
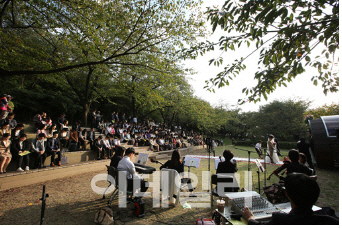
[160,149,184,174]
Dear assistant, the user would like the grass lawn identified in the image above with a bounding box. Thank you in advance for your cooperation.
[0,145,338,225]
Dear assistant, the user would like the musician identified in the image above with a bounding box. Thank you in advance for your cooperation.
[159,149,194,193]
[160,149,184,174]
[297,138,314,170]
[110,146,125,169]
[243,173,338,225]
[254,140,263,159]
[216,150,238,174]
[117,147,149,194]
[270,150,313,180]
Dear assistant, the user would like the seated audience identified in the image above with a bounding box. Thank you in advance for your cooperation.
[242,173,339,225]
[31,133,47,169]
[110,146,125,169]
[59,127,70,151]
[36,124,48,139]
[47,132,61,167]
[60,119,69,131]
[94,136,104,160]
[0,123,11,137]
[1,113,17,130]
[46,124,57,138]
[0,133,12,173]
[117,147,149,194]
[11,123,25,141]
[11,133,30,171]
[33,111,44,128]
[102,134,113,158]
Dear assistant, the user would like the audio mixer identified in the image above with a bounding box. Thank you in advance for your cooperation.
[231,195,281,221]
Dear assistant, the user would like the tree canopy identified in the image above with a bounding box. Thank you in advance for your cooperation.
[0,0,205,76]
[185,0,339,103]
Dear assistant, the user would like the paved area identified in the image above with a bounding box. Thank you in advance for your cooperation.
[0,159,110,191]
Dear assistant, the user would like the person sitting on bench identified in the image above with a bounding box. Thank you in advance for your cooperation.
[11,133,30,171]
[47,131,61,167]
[242,173,339,225]
[117,147,149,195]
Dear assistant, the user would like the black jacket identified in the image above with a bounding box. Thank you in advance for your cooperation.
[11,139,30,157]
[46,137,61,153]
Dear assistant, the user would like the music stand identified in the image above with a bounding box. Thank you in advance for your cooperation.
[137,153,149,165]
[255,159,265,194]
[183,157,200,194]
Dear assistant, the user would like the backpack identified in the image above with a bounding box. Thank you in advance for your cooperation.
[94,206,114,225]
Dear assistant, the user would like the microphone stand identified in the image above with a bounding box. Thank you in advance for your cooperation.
[235,148,257,191]
[264,148,267,189]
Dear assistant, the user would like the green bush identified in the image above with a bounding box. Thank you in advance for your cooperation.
[235,140,298,149]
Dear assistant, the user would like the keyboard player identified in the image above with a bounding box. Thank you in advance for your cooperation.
[117,147,149,194]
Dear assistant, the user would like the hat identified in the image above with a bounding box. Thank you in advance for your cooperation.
[6,95,12,98]
[268,134,274,138]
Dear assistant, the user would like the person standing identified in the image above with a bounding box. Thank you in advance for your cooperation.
[266,135,281,164]
[91,110,97,128]
[57,113,66,132]
[0,94,8,120]
[255,140,263,159]
[6,95,14,113]
[297,138,314,170]
[87,127,96,150]
[274,136,282,157]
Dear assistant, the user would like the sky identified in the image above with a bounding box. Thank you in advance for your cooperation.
[184,0,339,113]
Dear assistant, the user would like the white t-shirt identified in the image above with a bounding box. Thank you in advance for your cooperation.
[117,156,142,180]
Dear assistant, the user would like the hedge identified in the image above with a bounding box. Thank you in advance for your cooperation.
[235,140,298,150]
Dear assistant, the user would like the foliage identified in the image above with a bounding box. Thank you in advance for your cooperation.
[305,102,339,119]
[0,0,206,76]
[248,99,310,141]
[235,140,298,150]
[184,0,339,103]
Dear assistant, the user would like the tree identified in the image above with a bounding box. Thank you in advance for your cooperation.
[185,0,339,103]
[0,0,205,76]
[250,99,310,141]
[305,102,339,118]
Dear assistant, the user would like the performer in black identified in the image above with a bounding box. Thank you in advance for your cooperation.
[216,150,239,192]
[297,138,314,170]
[217,149,238,174]
[270,149,313,180]
[160,149,194,193]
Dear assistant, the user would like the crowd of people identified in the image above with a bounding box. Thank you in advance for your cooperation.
[0,104,203,173]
